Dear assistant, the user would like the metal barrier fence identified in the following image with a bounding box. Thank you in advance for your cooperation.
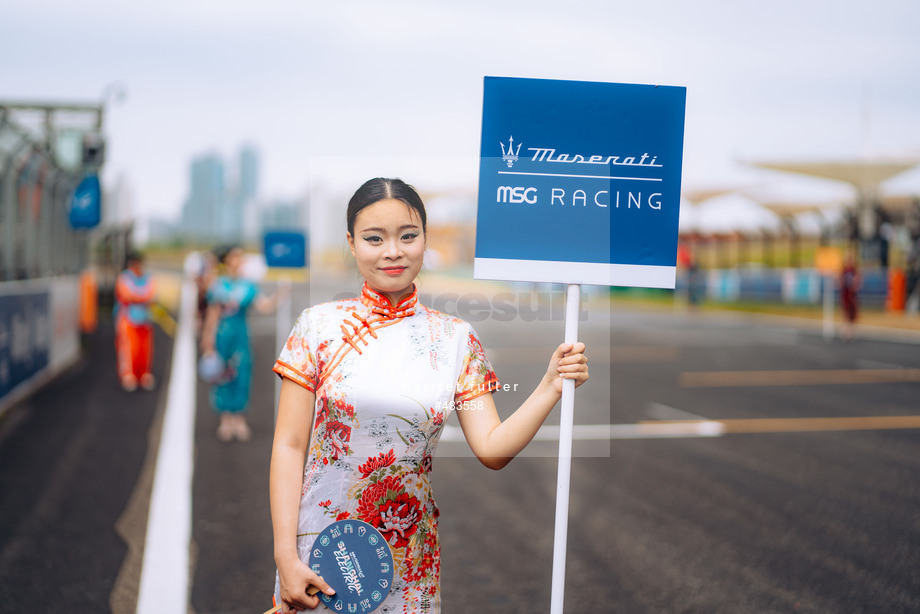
[0,108,91,281]
[0,101,116,415]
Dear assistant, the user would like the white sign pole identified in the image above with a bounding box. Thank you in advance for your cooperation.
[550,283,581,614]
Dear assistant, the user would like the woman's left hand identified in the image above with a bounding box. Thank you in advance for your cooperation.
[544,342,589,395]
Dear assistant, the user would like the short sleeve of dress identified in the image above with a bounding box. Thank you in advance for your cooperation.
[273,308,317,392]
[454,325,500,404]
[238,280,259,310]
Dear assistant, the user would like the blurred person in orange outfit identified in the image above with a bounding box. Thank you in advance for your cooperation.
[115,250,156,391]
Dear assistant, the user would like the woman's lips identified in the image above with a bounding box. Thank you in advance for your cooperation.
[381,266,407,276]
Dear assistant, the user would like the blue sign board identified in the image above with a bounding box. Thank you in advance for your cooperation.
[69,174,102,229]
[0,292,50,399]
[263,230,307,268]
[474,77,686,288]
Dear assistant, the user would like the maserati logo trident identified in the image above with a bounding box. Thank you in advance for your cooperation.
[500,135,521,168]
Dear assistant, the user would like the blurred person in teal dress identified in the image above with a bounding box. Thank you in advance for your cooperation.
[201,245,283,441]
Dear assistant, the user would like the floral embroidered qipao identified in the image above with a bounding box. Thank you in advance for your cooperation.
[273,284,499,613]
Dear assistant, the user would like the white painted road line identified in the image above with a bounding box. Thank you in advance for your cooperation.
[856,359,905,370]
[534,422,726,439]
[645,401,711,422]
[439,415,920,443]
[136,275,197,614]
[440,421,725,442]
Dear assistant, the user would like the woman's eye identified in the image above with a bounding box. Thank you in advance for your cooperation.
[402,233,419,241]
[363,235,382,244]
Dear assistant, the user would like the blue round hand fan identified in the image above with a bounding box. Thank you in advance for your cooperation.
[197,353,226,383]
[309,519,395,613]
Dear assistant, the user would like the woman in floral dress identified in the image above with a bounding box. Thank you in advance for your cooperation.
[270,178,589,613]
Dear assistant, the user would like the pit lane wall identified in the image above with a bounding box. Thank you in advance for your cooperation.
[0,276,81,417]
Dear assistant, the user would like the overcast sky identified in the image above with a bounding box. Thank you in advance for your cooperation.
[2,0,919,226]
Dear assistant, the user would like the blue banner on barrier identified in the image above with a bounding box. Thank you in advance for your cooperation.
[474,76,686,288]
[69,174,102,229]
[0,292,50,399]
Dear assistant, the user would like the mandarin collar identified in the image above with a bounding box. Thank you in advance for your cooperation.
[360,283,418,319]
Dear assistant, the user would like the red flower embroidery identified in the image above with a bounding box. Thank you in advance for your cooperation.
[358,449,396,478]
[325,420,351,460]
[335,511,351,521]
[419,452,433,474]
[356,475,402,525]
[314,392,330,429]
[377,492,421,548]
[315,339,330,376]
[330,396,356,420]
[467,332,485,360]
[405,528,439,584]
[319,500,331,507]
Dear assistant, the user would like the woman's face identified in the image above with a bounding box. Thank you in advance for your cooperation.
[347,198,425,304]
[128,259,144,275]
[224,248,244,275]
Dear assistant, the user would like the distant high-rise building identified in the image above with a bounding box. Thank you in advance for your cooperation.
[260,197,304,230]
[181,152,225,242]
[180,145,262,244]
[238,144,259,203]
[230,144,260,243]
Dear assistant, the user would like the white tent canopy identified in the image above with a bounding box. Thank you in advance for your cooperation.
[747,158,920,193]
[679,192,781,234]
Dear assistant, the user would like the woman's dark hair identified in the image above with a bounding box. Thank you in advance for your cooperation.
[346,178,427,236]
[213,244,240,265]
[125,250,144,268]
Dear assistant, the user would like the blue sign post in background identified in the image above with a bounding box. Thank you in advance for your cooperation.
[263,231,307,269]
[263,230,307,413]
[475,76,686,289]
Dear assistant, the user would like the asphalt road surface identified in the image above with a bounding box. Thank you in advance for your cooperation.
[0,318,171,613]
[2,276,919,613]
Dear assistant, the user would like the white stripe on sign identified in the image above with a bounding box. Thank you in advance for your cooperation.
[498,170,663,182]
[473,258,676,288]
[136,273,198,614]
